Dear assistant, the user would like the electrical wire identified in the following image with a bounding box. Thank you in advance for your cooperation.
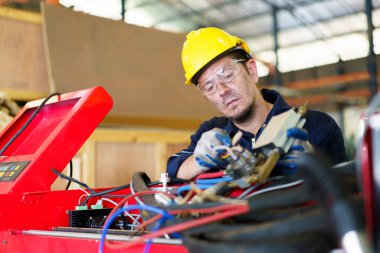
[77,188,91,205]
[100,197,141,226]
[195,176,233,185]
[65,160,73,190]
[176,184,214,197]
[237,182,264,199]
[107,190,177,226]
[137,202,246,232]
[78,194,89,206]
[0,92,61,156]
[81,178,188,206]
[213,145,238,160]
[130,179,145,206]
[50,168,96,194]
[104,190,177,250]
[243,179,304,199]
[98,204,173,253]
[236,176,284,199]
[80,183,132,206]
[109,202,249,251]
[195,171,225,179]
[78,188,89,194]
[142,211,168,253]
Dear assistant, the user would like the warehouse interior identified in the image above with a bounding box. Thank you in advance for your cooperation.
[0,0,379,252]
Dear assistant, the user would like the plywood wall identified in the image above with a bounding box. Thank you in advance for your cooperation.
[0,7,49,99]
[41,3,219,129]
[80,128,192,188]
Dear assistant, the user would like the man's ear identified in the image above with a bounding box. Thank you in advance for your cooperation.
[246,59,259,83]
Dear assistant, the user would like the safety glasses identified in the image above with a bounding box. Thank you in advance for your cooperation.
[196,59,246,96]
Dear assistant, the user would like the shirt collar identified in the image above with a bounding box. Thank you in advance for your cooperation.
[261,88,291,120]
[225,88,291,136]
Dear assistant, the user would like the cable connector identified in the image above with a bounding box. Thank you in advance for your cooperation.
[154,193,174,206]
[159,172,170,192]
[75,205,88,210]
[91,199,104,209]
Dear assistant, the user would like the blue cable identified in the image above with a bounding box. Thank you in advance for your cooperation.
[176,184,214,196]
[143,213,169,253]
[195,176,233,185]
[98,205,173,253]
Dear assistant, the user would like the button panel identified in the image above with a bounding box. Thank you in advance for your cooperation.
[0,161,30,182]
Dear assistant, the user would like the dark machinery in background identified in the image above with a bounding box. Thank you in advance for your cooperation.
[0,87,379,253]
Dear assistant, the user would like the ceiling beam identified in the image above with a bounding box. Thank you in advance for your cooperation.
[287,71,373,90]
[220,0,334,31]
[255,29,372,53]
[225,6,378,39]
[152,0,325,34]
[286,87,375,107]
[152,0,240,26]
[156,0,219,28]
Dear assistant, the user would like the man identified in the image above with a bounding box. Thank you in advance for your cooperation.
[167,27,347,180]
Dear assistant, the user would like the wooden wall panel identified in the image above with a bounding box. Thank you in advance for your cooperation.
[0,8,49,98]
[166,143,189,160]
[95,142,158,188]
[75,128,192,188]
[41,3,219,128]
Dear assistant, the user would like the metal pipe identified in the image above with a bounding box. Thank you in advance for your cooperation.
[365,0,378,100]
[121,0,126,21]
[23,229,183,245]
[272,5,282,87]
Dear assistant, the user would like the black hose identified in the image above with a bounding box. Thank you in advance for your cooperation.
[246,181,312,211]
[297,153,359,238]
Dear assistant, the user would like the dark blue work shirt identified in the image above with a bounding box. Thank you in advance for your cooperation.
[167,89,348,178]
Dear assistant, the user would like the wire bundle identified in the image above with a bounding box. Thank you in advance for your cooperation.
[99,197,249,253]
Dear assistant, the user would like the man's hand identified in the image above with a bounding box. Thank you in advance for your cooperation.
[194,128,232,171]
[275,127,314,175]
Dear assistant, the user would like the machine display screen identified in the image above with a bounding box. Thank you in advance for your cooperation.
[0,86,113,193]
[0,98,79,156]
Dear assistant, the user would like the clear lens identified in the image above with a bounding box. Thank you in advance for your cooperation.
[197,59,245,96]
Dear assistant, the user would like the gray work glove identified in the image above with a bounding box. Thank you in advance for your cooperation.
[194,128,232,171]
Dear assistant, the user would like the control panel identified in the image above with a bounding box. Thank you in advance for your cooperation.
[0,161,29,182]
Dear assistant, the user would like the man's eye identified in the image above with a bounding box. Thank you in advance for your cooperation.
[222,69,234,81]
[202,82,214,92]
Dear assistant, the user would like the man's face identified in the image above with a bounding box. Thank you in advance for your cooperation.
[197,56,259,122]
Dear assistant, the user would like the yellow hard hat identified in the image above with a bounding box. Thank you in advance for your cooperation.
[182,27,250,85]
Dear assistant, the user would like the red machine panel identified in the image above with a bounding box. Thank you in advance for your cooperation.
[0,87,188,253]
[0,86,113,193]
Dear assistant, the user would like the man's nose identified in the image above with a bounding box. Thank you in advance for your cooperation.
[216,80,230,95]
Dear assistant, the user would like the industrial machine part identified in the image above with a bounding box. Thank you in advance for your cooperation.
[0,87,377,253]
[224,105,309,189]
[358,93,380,251]
[253,105,306,156]
[0,86,113,194]
[0,87,186,253]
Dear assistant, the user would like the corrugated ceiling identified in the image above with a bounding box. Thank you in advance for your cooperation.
[60,0,380,76]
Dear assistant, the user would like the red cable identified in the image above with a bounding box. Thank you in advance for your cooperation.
[137,203,244,230]
[109,203,249,250]
[195,171,225,180]
[104,190,176,249]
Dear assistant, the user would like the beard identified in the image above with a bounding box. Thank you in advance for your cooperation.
[230,102,254,124]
